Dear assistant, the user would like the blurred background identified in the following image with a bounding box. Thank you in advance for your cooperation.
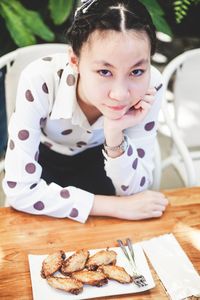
[0,0,200,205]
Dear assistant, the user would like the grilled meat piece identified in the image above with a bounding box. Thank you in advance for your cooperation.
[99,265,132,284]
[41,250,66,278]
[47,276,83,295]
[86,249,117,271]
[71,270,108,287]
[61,249,89,275]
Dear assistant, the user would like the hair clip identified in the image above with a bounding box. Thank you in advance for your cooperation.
[75,0,98,16]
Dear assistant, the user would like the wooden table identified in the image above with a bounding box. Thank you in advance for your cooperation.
[0,187,200,300]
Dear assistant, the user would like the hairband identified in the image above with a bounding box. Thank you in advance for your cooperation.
[75,0,98,16]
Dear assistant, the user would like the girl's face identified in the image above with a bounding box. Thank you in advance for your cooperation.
[71,29,151,120]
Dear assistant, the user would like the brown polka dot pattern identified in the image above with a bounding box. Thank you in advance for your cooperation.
[127,145,133,156]
[30,183,37,189]
[25,90,34,102]
[77,141,87,148]
[18,130,29,140]
[121,185,129,191]
[145,121,155,131]
[87,130,91,134]
[69,208,79,218]
[60,189,70,198]
[66,74,76,86]
[33,201,45,210]
[25,163,36,174]
[132,158,138,169]
[140,176,146,187]
[57,69,63,78]
[7,181,17,188]
[61,129,73,135]
[137,148,145,158]
[42,57,52,61]
[42,83,49,94]
[9,139,15,150]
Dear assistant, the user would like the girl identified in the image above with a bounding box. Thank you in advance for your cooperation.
[3,0,168,223]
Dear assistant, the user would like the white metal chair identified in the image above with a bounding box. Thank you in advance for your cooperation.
[151,138,162,190]
[0,43,67,174]
[158,48,200,187]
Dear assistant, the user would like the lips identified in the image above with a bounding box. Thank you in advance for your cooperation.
[106,105,127,111]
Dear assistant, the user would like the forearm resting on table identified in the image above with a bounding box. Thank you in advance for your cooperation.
[90,191,169,220]
[90,194,119,217]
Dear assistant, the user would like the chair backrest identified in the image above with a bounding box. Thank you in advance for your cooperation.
[0,43,68,122]
[151,138,162,190]
[161,48,200,148]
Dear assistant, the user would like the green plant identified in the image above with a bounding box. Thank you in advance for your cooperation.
[0,0,74,47]
[0,0,199,49]
[48,0,74,25]
[173,0,200,23]
[140,0,173,36]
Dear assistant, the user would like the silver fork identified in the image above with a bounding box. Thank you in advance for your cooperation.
[117,238,148,287]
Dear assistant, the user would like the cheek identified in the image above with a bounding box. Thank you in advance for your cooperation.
[88,81,108,97]
[130,84,147,101]
[140,83,149,97]
[136,75,150,99]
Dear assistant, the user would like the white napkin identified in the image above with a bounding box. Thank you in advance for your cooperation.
[141,233,200,300]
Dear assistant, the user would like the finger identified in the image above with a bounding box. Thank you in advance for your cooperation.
[134,100,151,110]
[154,196,169,206]
[146,87,156,96]
[151,210,163,218]
[153,204,167,212]
[142,94,155,104]
[152,191,168,200]
[133,100,142,109]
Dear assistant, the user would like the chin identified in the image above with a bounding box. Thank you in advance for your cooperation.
[105,113,124,120]
[101,108,126,120]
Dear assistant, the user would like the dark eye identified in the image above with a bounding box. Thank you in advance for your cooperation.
[98,69,112,77]
[131,69,144,77]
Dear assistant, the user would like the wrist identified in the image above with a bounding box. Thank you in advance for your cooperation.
[90,195,129,219]
[104,135,128,152]
[104,135,128,158]
[90,195,117,217]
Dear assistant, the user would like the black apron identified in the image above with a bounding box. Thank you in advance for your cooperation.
[38,143,115,195]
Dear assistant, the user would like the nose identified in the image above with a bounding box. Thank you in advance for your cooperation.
[108,82,130,102]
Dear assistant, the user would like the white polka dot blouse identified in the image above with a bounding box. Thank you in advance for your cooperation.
[3,53,163,223]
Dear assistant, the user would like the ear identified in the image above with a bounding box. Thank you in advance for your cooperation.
[68,47,79,73]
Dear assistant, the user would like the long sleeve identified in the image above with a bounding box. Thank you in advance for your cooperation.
[3,60,94,223]
[103,66,163,195]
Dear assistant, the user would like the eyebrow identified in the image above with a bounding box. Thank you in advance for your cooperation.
[93,59,149,69]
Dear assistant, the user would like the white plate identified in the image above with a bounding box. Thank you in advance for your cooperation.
[28,243,155,300]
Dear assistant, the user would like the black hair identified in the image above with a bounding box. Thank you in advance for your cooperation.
[67,0,156,57]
